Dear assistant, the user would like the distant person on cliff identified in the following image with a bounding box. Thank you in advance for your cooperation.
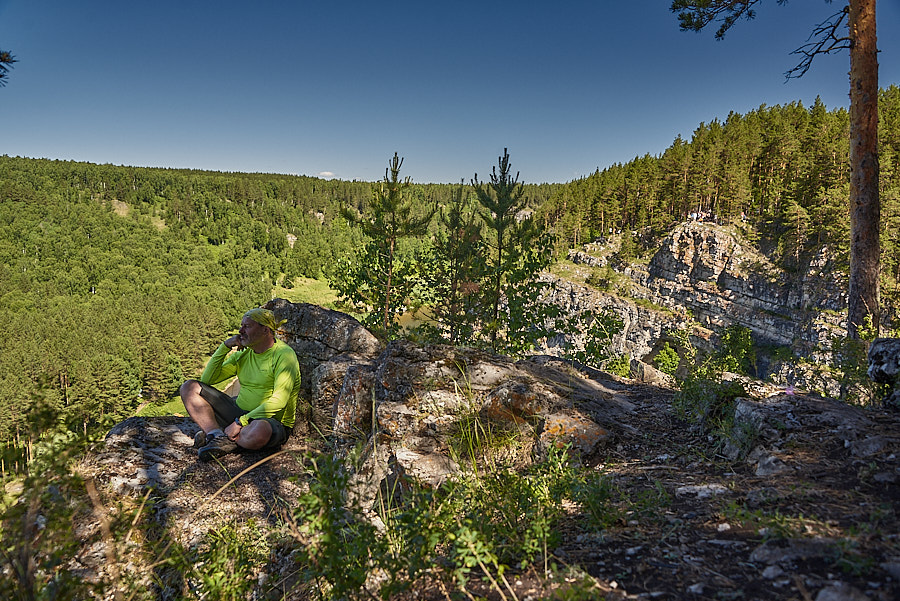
[180,308,301,462]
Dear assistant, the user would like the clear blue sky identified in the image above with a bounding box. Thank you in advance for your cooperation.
[1,1,898,184]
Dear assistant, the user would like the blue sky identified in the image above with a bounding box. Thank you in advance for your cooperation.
[1,1,898,184]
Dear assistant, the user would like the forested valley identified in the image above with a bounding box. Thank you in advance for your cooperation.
[2,85,900,472]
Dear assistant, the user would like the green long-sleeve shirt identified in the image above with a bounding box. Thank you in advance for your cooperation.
[200,339,301,428]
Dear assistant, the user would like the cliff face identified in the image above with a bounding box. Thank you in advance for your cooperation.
[557,221,848,368]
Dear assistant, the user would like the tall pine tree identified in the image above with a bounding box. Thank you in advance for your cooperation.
[339,153,435,335]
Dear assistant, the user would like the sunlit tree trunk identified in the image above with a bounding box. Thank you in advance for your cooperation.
[847,0,880,338]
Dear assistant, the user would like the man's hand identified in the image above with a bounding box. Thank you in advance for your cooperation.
[224,334,243,350]
[225,421,242,441]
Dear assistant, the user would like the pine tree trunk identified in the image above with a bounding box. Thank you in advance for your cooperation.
[847,0,880,338]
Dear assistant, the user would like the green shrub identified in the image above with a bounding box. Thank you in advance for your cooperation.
[672,377,746,439]
[289,453,384,599]
[604,354,632,377]
[286,446,584,598]
[179,521,270,601]
[563,309,624,372]
[713,324,755,375]
[830,334,886,405]
[654,342,680,376]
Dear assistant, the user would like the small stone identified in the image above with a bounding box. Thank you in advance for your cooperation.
[675,484,728,498]
[762,565,784,580]
[851,436,889,458]
[874,471,897,484]
[756,454,790,476]
[4,480,24,496]
[687,583,704,594]
[814,582,870,601]
[880,561,900,580]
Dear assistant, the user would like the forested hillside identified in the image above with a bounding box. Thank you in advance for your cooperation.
[539,86,900,292]
[2,86,900,458]
[0,156,560,452]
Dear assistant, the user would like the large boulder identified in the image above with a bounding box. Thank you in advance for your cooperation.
[336,341,635,510]
[263,298,382,431]
[868,337,900,409]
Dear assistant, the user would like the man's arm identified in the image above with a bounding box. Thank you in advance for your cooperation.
[199,338,241,386]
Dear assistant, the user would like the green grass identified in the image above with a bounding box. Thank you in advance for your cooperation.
[632,296,673,315]
[272,276,340,308]
[548,259,585,279]
[137,397,186,417]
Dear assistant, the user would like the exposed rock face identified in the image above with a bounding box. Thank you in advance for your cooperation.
[331,340,634,508]
[868,337,900,409]
[554,222,850,377]
[79,301,640,547]
[541,276,695,364]
[641,222,845,352]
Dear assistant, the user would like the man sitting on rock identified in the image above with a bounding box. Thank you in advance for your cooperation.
[180,308,301,461]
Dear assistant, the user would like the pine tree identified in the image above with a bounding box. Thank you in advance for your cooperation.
[473,150,533,344]
[418,183,484,344]
[670,0,881,337]
[0,49,15,87]
[339,153,435,335]
[471,149,558,354]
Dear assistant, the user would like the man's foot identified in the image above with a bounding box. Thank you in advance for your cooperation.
[198,434,238,461]
[193,430,207,449]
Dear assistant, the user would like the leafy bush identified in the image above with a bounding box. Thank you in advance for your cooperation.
[0,405,97,601]
[178,521,270,601]
[604,354,632,377]
[285,446,584,599]
[713,324,755,375]
[564,309,624,371]
[829,316,889,405]
[289,453,384,599]
[654,342,680,376]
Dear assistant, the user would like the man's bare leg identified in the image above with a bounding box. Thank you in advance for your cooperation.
[235,420,272,450]
[179,380,220,433]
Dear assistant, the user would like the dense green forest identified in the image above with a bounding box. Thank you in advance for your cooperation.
[0,156,561,453]
[539,87,900,289]
[2,86,900,460]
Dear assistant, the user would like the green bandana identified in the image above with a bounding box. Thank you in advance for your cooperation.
[243,308,284,332]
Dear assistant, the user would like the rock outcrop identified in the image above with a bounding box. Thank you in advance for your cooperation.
[559,222,851,379]
[868,337,900,409]
[79,301,641,546]
[66,306,900,601]
[640,222,845,353]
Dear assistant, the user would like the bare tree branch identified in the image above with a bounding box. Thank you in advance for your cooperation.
[786,6,850,79]
[671,1,852,80]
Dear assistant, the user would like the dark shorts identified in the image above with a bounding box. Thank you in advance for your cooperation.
[196,381,291,448]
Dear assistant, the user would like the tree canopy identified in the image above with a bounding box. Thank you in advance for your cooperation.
[0,49,15,86]
[670,0,881,337]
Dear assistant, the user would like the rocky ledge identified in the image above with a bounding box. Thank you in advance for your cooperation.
[66,302,900,600]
